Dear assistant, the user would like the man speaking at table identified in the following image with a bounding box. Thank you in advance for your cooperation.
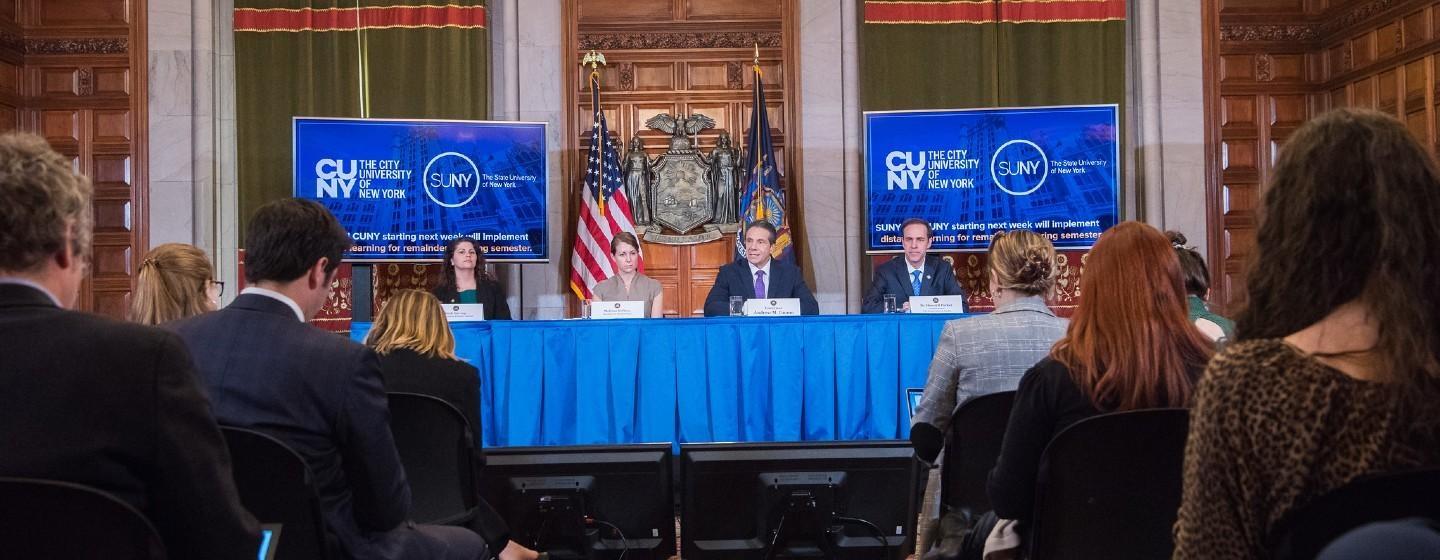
[704,220,819,316]
[862,218,964,313]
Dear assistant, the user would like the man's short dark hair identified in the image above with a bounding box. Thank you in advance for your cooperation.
[901,218,932,237]
[744,220,778,244]
[244,199,350,284]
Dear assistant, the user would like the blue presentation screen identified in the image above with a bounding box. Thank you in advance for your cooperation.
[293,117,548,261]
[864,105,1119,252]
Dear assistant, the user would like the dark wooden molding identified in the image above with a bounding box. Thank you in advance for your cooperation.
[25,37,127,55]
[616,62,634,91]
[579,31,782,51]
[1317,0,1405,36]
[1219,23,1318,43]
[726,61,744,89]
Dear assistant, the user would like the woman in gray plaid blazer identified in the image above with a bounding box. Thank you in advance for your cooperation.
[911,230,1068,554]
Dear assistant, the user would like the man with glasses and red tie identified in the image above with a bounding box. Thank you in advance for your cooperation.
[862,218,965,313]
[703,220,819,316]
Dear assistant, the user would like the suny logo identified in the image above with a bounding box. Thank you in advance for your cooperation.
[315,159,359,198]
[422,152,481,208]
[989,140,1049,196]
[885,151,926,190]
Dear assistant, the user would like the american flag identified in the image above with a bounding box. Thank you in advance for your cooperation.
[569,75,642,300]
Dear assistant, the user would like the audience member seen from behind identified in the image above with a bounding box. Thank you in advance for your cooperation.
[434,236,511,320]
[590,231,664,317]
[170,199,490,560]
[1174,109,1440,559]
[366,289,543,560]
[861,218,966,313]
[131,242,223,325]
[959,221,1214,560]
[909,230,1068,554]
[1166,231,1234,344]
[0,132,259,558]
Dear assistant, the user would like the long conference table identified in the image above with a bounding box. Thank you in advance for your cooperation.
[351,313,971,448]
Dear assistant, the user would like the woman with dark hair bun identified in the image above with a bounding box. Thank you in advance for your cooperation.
[1165,230,1234,343]
[1175,109,1440,558]
[433,236,511,320]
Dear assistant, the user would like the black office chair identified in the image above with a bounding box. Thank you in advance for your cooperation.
[1027,408,1190,560]
[222,426,336,560]
[1268,468,1440,560]
[939,390,1016,521]
[387,392,479,526]
[0,477,166,559]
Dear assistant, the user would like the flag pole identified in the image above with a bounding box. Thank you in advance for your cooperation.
[583,50,608,216]
[751,43,768,222]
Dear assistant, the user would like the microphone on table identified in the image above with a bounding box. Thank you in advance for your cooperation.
[910,422,945,465]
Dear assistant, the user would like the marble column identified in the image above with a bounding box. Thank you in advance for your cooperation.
[798,0,863,313]
[148,0,239,300]
[491,0,568,320]
[1130,0,1208,253]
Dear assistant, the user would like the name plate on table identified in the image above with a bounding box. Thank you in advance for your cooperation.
[443,304,485,322]
[911,295,966,314]
[744,298,801,317]
[593,300,646,319]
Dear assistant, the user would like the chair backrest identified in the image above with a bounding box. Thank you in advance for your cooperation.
[0,477,166,559]
[1268,468,1440,560]
[221,426,334,560]
[1028,408,1190,560]
[940,390,1016,519]
[387,392,478,525]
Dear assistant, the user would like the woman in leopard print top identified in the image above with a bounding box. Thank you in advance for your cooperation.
[1173,109,1440,558]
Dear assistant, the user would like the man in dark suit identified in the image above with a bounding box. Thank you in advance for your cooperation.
[0,132,260,558]
[170,199,488,560]
[862,218,965,313]
[704,220,819,316]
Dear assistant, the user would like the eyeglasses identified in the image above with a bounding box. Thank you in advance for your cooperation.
[210,280,225,297]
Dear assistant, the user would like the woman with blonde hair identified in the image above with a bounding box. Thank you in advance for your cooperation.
[131,243,222,325]
[366,289,544,560]
[910,230,1069,555]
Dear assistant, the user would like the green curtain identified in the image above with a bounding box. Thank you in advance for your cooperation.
[234,0,489,241]
[860,0,1125,110]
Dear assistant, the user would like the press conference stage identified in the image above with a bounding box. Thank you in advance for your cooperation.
[352,312,968,448]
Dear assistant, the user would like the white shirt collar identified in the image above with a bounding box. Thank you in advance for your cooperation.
[0,277,62,307]
[747,259,772,280]
[240,286,306,322]
[747,259,772,297]
[906,258,926,277]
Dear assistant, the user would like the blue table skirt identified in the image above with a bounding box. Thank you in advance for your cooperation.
[352,313,971,447]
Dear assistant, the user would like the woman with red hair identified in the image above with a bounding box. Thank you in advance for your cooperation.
[950,221,1213,559]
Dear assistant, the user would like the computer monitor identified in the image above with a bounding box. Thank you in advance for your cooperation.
[681,441,921,560]
[481,444,675,560]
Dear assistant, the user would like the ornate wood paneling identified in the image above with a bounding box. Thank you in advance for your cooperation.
[564,0,800,317]
[1205,0,1440,312]
[3,0,148,318]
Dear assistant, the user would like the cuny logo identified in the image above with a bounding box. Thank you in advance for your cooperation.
[315,159,359,198]
[989,140,1049,196]
[885,151,926,190]
[423,152,481,208]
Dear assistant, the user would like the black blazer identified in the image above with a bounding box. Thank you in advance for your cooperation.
[433,280,511,320]
[169,294,411,558]
[0,283,259,559]
[374,348,516,551]
[375,348,481,448]
[703,258,820,317]
[861,255,966,314]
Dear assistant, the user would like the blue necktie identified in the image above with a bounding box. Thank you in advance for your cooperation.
[911,270,922,297]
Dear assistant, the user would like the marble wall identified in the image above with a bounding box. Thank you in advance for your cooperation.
[150,0,1206,315]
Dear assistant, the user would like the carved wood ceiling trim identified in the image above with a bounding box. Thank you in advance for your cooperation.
[24,37,127,55]
[1219,24,1318,43]
[579,31,782,51]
